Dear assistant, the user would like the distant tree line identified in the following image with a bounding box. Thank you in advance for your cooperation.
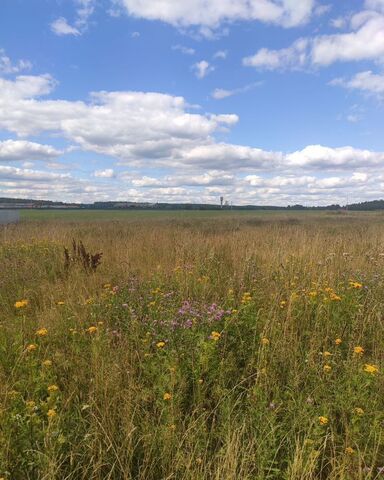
[1,197,384,211]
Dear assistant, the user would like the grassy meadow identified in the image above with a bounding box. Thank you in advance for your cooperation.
[1,210,384,479]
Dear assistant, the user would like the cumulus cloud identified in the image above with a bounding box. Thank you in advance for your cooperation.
[1,69,384,205]
[51,0,95,36]
[193,60,214,78]
[213,50,227,59]
[0,74,240,168]
[243,5,384,70]
[0,49,32,75]
[117,0,316,33]
[212,82,263,100]
[0,140,62,162]
[285,145,384,169]
[172,45,195,55]
[243,38,309,70]
[330,70,384,98]
[50,18,81,36]
[94,168,115,178]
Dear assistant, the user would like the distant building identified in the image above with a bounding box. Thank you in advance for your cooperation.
[0,210,20,225]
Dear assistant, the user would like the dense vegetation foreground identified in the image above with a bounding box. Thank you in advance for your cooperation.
[1,211,384,479]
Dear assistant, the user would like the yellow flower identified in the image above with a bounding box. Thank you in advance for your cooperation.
[353,407,364,416]
[103,283,112,289]
[42,359,52,367]
[26,344,37,352]
[329,293,341,301]
[57,301,65,305]
[354,346,364,355]
[47,409,57,418]
[210,331,221,341]
[241,292,252,304]
[163,392,172,401]
[261,337,270,346]
[323,351,332,357]
[156,341,166,348]
[364,364,379,375]
[323,365,332,373]
[349,281,363,289]
[308,291,318,297]
[26,400,36,409]
[198,379,204,384]
[280,300,287,308]
[335,338,342,345]
[319,416,329,426]
[47,384,59,394]
[86,326,97,334]
[345,447,355,455]
[36,328,48,337]
[15,299,28,308]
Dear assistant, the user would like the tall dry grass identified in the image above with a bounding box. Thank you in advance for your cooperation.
[0,211,383,479]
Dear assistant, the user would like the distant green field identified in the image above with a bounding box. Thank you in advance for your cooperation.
[18,208,384,225]
[19,208,295,221]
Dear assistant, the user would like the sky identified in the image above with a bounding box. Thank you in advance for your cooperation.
[0,0,384,206]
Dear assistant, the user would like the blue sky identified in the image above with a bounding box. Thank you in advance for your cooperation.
[0,0,384,205]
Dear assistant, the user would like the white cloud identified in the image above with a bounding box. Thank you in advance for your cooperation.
[0,165,70,182]
[0,140,62,162]
[94,168,115,178]
[51,17,81,36]
[330,17,347,29]
[118,0,315,32]
[1,71,384,205]
[193,60,214,78]
[312,11,384,66]
[172,45,195,55]
[346,114,362,123]
[244,6,384,70]
[285,145,384,169]
[0,74,239,168]
[0,49,32,75]
[180,143,282,170]
[213,50,227,59]
[243,38,309,70]
[212,82,262,99]
[51,0,95,36]
[331,70,384,98]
